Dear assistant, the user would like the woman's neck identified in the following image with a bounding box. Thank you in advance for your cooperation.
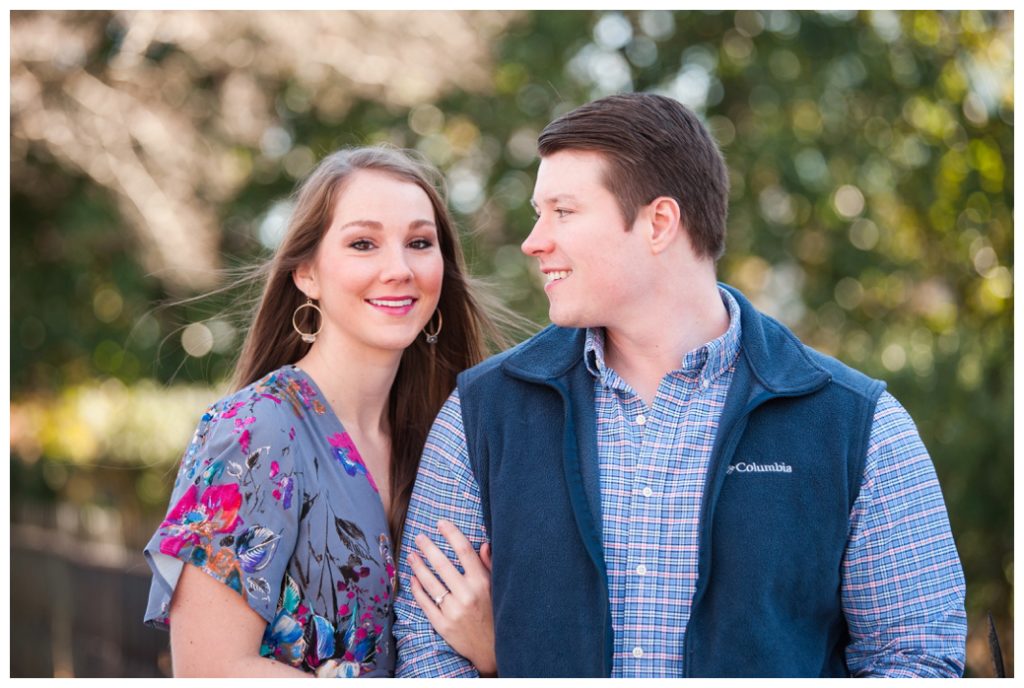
[293,336,401,438]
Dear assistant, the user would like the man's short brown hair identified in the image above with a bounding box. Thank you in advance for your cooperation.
[537,93,729,260]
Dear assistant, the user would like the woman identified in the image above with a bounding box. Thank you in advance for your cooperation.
[144,147,501,677]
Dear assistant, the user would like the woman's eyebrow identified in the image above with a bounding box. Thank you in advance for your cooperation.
[340,219,383,230]
[339,219,436,230]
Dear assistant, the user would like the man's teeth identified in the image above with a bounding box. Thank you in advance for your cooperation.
[368,298,414,307]
[546,270,571,283]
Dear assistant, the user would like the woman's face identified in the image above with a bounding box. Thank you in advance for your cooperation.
[296,169,444,358]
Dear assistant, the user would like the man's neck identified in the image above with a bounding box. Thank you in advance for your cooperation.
[603,280,729,407]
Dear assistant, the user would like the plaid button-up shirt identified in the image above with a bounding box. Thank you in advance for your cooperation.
[394,289,966,677]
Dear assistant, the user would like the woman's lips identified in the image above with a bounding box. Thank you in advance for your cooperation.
[366,297,417,316]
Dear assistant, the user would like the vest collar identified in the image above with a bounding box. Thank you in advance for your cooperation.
[500,324,588,383]
[501,283,831,396]
[720,283,831,396]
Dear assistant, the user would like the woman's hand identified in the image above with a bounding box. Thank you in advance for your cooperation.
[408,519,497,676]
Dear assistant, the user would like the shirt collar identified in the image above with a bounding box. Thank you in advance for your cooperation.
[584,286,743,389]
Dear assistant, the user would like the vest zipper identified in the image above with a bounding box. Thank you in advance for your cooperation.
[681,386,827,676]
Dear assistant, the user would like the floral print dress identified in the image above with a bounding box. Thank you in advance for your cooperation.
[144,365,396,677]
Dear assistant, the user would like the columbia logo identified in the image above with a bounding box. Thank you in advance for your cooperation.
[727,461,793,475]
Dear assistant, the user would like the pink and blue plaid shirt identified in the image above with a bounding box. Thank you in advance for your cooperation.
[394,289,966,677]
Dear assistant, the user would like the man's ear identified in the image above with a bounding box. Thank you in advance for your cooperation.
[292,261,319,300]
[646,196,682,255]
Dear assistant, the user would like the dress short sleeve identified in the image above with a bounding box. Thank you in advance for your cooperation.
[144,391,302,629]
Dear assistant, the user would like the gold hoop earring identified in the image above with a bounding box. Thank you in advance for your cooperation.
[423,309,443,345]
[292,298,323,343]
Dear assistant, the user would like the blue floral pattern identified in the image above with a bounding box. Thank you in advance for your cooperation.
[144,365,396,676]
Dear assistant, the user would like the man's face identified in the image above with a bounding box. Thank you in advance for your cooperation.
[523,150,651,329]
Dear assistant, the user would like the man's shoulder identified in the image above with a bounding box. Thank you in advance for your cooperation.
[458,324,584,390]
[798,342,885,401]
[725,282,885,402]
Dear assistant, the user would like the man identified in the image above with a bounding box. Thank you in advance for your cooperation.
[393,93,966,677]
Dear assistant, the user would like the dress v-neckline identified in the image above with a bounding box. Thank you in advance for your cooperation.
[287,364,389,513]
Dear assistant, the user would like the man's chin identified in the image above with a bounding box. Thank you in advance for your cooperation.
[548,308,590,330]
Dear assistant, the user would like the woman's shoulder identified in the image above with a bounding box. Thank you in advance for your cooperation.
[207,364,328,426]
[184,365,329,465]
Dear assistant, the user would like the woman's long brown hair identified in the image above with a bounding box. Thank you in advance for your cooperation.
[231,146,510,544]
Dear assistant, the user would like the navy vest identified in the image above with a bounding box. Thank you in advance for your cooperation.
[456,285,885,677]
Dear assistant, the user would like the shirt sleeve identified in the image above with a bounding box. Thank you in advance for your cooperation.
[393,389,488,677]
[842,391,967,677]
[143,393,302,629]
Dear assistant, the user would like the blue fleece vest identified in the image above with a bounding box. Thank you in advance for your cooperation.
[456,285,885,677]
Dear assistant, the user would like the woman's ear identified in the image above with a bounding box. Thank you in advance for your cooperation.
[292,261,319,300]
[646,196,682,255]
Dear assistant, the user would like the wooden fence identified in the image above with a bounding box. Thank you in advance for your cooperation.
[11,522,170,677]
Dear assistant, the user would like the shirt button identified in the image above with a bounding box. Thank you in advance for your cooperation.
[642,486,653,498]
[635,414,646,426]
[701,378,710,389]
[636,564,647,575]
[633,646,644,659]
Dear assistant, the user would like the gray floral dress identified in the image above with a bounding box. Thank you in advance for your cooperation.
[144,365,396,677]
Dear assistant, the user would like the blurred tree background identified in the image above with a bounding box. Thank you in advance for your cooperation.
[9,10,1013,677]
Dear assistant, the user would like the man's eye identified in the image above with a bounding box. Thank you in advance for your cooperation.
[555,209,572,218]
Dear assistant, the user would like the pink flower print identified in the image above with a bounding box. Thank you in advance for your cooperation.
[221,401,246,418]
[269,461,280,478]
[159,483,243,557]
[159,531,191,557]
[234,416,256,450]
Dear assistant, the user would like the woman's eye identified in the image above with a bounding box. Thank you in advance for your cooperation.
[409,238,434,250]
[350,240,374,251]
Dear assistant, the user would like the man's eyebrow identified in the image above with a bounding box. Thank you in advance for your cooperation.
[531,194,579,207]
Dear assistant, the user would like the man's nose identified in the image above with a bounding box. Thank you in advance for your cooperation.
[521,218,552,257]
